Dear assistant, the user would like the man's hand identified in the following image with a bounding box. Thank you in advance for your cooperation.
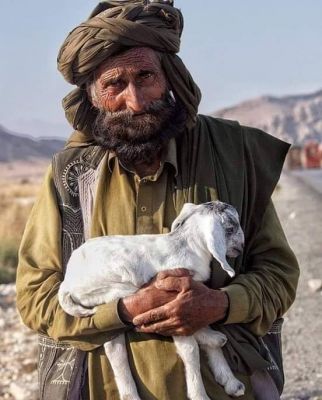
[118,268,192,323]
[130,271,229,336]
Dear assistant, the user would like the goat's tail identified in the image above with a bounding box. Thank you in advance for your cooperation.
[58,285,96,318]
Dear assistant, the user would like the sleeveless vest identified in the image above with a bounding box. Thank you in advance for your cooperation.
[38,145,105,400]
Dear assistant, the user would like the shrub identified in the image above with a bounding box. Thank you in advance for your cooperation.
[0,242,19,283]
[0,181,40,283]
[0,266,17,284]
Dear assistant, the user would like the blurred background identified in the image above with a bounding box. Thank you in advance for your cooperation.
[0,1,321,399]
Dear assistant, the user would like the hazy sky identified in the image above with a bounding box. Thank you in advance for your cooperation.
[0,1,321,138]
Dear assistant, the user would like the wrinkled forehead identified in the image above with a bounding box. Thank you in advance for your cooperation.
[94,47,163,79]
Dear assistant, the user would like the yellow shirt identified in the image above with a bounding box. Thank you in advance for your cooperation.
[17,125,299,399]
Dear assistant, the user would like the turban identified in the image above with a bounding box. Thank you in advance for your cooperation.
[57,0,201,142]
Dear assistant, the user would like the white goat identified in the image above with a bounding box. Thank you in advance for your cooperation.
[58,201,245,400]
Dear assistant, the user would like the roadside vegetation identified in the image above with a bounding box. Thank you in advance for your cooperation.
[0,180,40,283]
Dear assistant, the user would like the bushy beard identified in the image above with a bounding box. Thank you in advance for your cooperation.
[92,92,187,166]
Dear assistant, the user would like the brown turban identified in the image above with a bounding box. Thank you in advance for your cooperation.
[57,0,201,143]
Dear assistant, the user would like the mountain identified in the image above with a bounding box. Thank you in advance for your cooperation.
[0,125,65,162]
[212,89,322,145]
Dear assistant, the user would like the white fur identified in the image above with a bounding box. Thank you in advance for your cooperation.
[58,201,245,400]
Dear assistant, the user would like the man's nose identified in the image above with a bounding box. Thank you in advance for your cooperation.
[125,82,146,113]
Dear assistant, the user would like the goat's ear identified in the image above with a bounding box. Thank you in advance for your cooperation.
[171,203,196,231]
[204,220,235,278]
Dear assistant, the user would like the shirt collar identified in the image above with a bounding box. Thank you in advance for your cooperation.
[107,138,178,178]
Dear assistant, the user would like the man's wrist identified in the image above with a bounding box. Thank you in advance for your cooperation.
[209,289,230,324]
[117,298,135,325]
[217,290,230,323]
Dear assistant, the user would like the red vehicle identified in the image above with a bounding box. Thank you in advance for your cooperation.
[302,141,321,169]
[287,146,302,170]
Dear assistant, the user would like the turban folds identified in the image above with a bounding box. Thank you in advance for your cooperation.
[57,1,201,141]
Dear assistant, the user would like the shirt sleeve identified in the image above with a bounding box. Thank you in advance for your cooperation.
[16,165,127,351]
[222,199,299,336]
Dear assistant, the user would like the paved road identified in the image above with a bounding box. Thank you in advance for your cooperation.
[290,168,322,195]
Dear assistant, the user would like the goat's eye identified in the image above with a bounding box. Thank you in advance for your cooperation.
[226,227,234,235]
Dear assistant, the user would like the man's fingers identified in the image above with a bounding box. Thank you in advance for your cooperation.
[133,306,168,326]
[156,268,192,281]
[136,319,173,334]
[136,322,190,336]
[155,276,193,292]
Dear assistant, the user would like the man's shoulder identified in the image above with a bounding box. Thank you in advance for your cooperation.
[197,114,241,131]
[52,144,91,158]
[196,114,257,141]
[197,114,265,135]
[197,114,290,148]
[52,144,105,170]
[195,114,246,148]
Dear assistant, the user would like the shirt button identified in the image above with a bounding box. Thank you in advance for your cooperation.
[141,206,147,212]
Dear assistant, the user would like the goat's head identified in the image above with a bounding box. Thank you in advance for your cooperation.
[171,201,244,277]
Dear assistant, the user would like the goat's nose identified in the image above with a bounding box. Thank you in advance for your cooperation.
[235,238,244,254]
[234,246,243,256]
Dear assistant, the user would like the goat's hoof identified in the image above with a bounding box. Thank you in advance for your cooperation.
[216,333,227,347]
[225,379,245,397]
[211,331,227,347]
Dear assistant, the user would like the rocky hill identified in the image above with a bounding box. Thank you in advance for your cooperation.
[212,89,322,145]
[0,125,65,162]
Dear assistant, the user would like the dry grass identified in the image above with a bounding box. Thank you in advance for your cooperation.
[0,161,47,282]
[0,181,40,283]
[0,182,38,240]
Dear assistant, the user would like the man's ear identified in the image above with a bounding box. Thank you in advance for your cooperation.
[203,219,235,278]
[171,203,196,231]
[86,81,99,108]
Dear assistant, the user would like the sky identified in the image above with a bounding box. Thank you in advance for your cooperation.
[0,0,321,138]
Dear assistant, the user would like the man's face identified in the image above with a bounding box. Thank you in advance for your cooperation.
[91,47,167,113]
[90,47,186,166]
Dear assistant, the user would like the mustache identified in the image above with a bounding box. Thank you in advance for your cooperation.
[104,98,167,123]
[92,92,187,165]
[97,97,175,142]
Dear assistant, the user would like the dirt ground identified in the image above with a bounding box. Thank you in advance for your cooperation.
[0,159,49,184]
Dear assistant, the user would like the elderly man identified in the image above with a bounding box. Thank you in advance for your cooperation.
[16,1,299,399]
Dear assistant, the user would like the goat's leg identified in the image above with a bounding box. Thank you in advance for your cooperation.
[194,327,245,397]
[104,334,141,400]
[173,336,211,400]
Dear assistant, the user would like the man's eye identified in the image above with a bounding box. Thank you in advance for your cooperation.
[142,72,152,79]
[137,71,155,84]
[102,80,124,95]
[105,80,122,88]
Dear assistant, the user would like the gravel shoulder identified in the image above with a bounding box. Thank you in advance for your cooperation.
[273,172,322,400]
[0,172,321,399]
